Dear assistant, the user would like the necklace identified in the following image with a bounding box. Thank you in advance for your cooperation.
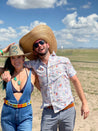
[14,77,21,85]
[13,68,24,86]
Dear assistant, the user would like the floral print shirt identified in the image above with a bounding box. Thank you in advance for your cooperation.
[24,52,76,113]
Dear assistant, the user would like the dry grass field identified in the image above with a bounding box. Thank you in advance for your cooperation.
[0,49,98,131]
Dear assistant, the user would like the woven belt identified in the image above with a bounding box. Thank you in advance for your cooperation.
[47,102,74,111]
[4,99,31,108]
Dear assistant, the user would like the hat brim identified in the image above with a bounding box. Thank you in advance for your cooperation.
[0,52,32,58]
[19,24,57,60]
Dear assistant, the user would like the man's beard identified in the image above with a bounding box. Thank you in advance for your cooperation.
[37,48,48,56]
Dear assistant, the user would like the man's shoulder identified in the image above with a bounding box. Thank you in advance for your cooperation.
[54,55,70,62]
[24,59,40,67]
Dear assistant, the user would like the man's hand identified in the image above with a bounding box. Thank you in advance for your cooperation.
[1,70,11,82]
[81,103,89,119]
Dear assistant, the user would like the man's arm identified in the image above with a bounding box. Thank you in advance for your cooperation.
[70,75,89,119]
[31,69,41,91]
[34,75,41,91]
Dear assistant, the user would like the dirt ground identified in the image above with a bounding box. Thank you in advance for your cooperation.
[0,62,98,131]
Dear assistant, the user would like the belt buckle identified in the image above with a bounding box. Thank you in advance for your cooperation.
[47,106,53,110]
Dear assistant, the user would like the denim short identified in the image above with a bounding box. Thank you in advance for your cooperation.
[1,104,32,131]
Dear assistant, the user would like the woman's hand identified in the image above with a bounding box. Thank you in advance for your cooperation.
[1,70,11,82]
[3,42,15,53]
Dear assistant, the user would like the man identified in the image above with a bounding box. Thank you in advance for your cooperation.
[2,24,89,131]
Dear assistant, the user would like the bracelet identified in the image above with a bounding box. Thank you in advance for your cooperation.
[5,70,10,73]
[0,50,3,55]
[8,70,10,73]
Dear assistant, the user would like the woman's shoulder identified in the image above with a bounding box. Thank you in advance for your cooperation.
[24,67,31,75]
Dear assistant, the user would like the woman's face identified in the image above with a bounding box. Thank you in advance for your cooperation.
[10,55,25,69]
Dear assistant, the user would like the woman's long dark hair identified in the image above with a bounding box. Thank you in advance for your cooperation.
[3,57,15,89]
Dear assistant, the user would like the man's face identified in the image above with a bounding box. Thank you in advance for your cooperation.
[33,40,49,56]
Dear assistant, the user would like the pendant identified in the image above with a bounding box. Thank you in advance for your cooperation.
[14,77,17,81]
[14,77,21,85]
[18,81,21,85]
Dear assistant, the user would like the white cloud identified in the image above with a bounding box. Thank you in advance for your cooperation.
[29,21,46,29]
[0,13,98,48]
[0,20,4,24]
[66,8,77,11]
[0,21,46,43]
[82,2,91,9]
[18,21,46,36]
[0,27,17,42]
[57,12,98,45]
[56,0,67,6]
[6,0,67,9]
[62,12,78,28]
[62,12,98,30]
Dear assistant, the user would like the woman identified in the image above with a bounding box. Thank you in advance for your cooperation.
[0,44,40,131]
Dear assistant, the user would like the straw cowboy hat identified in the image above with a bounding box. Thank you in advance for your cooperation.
[2,44,31,57]
[19,24,57,60]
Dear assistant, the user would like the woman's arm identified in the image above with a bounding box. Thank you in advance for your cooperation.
[0,43,15,77]
[1,43,15,55]
[0,68,4,76]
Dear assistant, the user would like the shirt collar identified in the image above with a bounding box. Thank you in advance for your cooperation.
[38,51,56,65]
[50,51,56,56]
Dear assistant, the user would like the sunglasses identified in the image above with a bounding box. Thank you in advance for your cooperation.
[33,40,45,49]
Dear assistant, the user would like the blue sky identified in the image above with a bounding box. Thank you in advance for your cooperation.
[0,0,98,49]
